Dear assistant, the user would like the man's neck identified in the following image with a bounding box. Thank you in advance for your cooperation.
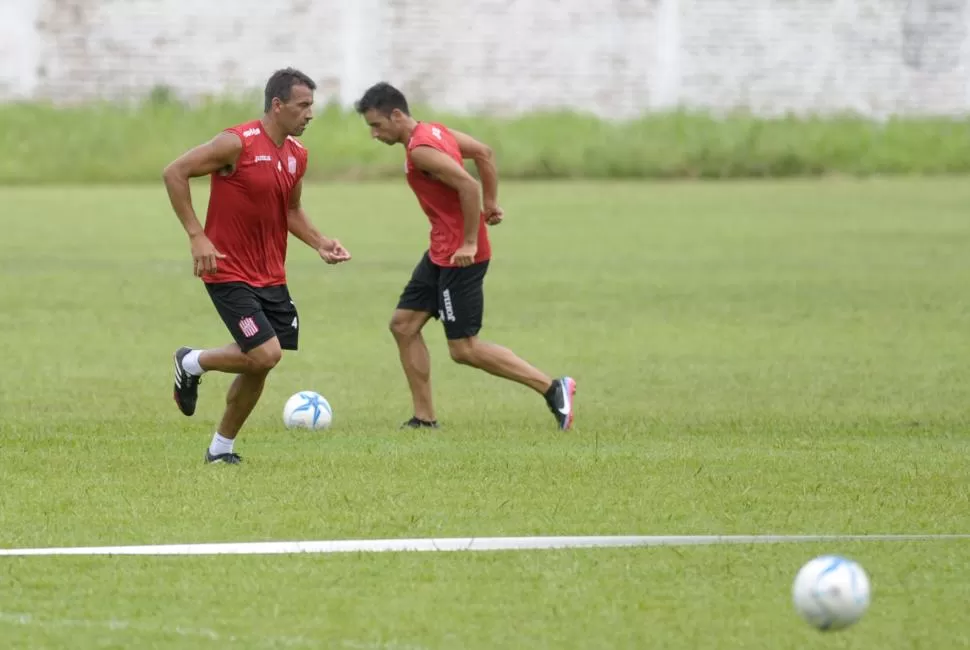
[400,116,420,145]
[260,116,286,146]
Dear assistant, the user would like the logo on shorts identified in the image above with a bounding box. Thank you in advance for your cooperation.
[441,289,456,322]
[239,316,259,338]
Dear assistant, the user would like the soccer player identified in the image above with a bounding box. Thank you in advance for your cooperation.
[163,68,351,464]
[354,82,576,431]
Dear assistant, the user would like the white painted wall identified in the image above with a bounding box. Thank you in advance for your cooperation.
[2,0,969,118]
[0,0,43,100]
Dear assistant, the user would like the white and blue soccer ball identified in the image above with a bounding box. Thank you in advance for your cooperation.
[282,391,333,430]
[792,555,871,631]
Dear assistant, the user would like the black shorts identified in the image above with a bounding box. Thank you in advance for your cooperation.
[205,282,299,353]
[397,251,489,340]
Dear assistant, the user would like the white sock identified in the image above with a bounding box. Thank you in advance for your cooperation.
[181,349,204,376]
[208,432,234,456]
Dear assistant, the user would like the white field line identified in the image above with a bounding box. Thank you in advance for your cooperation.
[1,534,968,557]
[0,611,426,649]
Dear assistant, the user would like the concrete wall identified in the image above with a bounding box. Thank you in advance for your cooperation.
[2,0,968,118]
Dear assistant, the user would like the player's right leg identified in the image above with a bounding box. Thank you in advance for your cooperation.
[173,340,277,416]
[391,252,440,428]
[173,282,284,464]
[173,282,281,416]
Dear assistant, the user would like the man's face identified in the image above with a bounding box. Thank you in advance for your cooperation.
[363,108,402,145]
[276,84,314,136]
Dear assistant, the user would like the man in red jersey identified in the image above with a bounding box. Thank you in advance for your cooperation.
[163,68,351,464]
[354,82,576,431]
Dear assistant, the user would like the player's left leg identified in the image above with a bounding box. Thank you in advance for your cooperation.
[173,282,279,417]
[440,261,577,430]
[448,336,551,392]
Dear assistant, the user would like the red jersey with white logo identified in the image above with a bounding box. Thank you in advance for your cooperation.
[203,119,308,287]
[405,122,490,268]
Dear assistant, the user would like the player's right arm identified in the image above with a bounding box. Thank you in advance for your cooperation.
[162,132,242,276]
[410,145,483,267]
[450,129,502,226]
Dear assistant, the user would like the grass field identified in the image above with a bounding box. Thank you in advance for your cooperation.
[1,178,969,649]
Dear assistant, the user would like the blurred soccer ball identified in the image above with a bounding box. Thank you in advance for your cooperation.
[282,391,333,430]
[792,555,870,631]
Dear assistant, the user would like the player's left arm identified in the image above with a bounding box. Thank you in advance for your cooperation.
[286,180,351,264]
[450,129,502,226]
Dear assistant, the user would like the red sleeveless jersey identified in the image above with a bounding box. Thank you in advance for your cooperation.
[405,122,490,267]
[202,119,308,287]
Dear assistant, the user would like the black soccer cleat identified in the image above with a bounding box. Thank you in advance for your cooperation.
[401,416,439,429]
[205,450,242,465]
[173,346,202,416]
[545,376,577,430]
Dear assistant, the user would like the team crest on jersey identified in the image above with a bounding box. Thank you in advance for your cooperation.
[288,156,297,174]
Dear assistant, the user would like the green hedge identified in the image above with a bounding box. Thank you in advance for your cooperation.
[3,95,970,183]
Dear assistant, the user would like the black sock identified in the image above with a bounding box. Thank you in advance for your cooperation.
[543,381,558,402]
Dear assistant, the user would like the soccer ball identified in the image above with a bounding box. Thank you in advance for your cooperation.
[282,391,333,430]
[792,555,871,631]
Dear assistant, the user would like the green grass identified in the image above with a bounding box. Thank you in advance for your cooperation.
[1,178,969,648]
[4,97,970,183]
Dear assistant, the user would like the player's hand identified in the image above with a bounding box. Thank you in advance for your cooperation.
[319,239,352,264]
[190,233,226,276]
[451,242,477,267]
[484,203,504,226]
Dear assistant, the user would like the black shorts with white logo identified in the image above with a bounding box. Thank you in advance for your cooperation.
[397,251,489,340]
[205,282,299,353]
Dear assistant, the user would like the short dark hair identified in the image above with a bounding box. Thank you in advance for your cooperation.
[354,82,410,117]
[264,67,316,112]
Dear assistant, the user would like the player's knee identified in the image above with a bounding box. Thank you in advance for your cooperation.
[389,314,418,340]
[246,340,283,373]
[389,317,407,339]
[253,352,281,373]
[447,338,477,366]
